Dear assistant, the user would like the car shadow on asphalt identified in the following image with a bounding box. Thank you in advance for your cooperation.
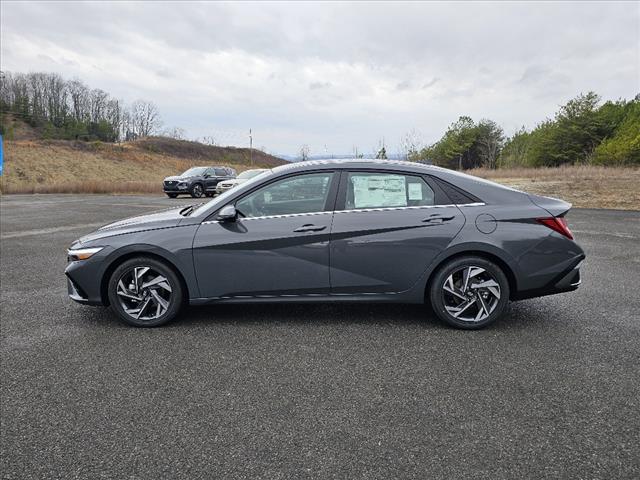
[76,298,546,331]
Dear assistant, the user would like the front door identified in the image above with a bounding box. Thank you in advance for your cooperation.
[329,171,465,294]
[193,171,338,299]
[203,168,218,193]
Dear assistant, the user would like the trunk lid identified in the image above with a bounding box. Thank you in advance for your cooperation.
[528,193,572,217]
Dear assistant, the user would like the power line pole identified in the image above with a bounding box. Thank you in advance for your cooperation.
[249,129,253,166]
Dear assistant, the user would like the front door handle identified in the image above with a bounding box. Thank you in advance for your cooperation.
[422,214,455,224]
[294,224,327,233]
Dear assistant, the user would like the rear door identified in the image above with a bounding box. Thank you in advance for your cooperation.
[329,170,465,294]
[193,171,338,299]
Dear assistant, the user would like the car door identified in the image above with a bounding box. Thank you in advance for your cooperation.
[329,170,465,294]
[192,171,338,299]
[202,168,218,192]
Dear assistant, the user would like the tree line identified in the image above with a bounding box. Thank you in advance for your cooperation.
[409,92,639,168]
[0,71,163,142]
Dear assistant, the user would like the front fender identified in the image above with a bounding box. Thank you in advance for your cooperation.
[99,243,200,303]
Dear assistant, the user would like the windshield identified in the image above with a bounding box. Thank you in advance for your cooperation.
[238,169,266,179]
[191,169,272,217]
[181,167,207,177]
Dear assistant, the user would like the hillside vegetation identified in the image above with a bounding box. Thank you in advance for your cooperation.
[0,130,285,194]
[412,92,640,169]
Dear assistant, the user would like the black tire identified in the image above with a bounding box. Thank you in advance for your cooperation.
[190,183,204,198]
[429,256,509,330]
[107,256,183,327]
[166,193,178,198]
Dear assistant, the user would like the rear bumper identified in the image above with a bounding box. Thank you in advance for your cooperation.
[514,254,585,300]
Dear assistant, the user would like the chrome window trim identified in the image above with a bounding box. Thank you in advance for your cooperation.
[335,202,485,215]
[239,211,332,222]
[201,210,330,225]
[200,203,485,225]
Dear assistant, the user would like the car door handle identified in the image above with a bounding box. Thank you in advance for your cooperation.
[294,224,327,232]
[422,214,455,224]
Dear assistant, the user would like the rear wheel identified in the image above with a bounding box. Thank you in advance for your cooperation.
[107,257,183,327]
[190,183,204,198]
[166,193,178,198]
[429,256,509,329]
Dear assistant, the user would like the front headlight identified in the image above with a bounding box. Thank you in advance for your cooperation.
[67,247,103,261]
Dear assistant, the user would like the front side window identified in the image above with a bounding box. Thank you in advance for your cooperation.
[345,172,435,210]
[236,172,334,218]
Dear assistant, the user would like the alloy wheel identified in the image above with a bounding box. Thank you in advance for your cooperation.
[192,184,203,197]
[442,265,501,323]
[116,266,173,321]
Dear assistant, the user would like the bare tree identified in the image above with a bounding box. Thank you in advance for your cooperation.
[201,136,217,146]
[399,129,422,160]
[129,99,162,137]
[299,144,310,161]
[164,126,186,140]
[67,79,90,122]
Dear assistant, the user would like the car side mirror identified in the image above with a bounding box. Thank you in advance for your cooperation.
[203,174,211,178]
[217,205,237,221]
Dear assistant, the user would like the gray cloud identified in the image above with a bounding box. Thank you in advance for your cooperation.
[309,81,332,90]
[1,1,638,155]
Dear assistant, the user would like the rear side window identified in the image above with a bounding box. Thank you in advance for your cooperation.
[431,177,481,205]
[214,168,227,176]
[345,172,435,210]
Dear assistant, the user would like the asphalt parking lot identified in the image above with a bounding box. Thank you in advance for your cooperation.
[1,194,639,479]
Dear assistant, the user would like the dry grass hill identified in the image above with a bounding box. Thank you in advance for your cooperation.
[0,119,286,194]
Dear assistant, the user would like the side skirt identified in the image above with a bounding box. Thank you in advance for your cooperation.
[189,291,422,306]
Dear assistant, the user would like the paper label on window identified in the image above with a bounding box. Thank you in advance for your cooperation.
[352,175,407,208]
[408,183,423,200]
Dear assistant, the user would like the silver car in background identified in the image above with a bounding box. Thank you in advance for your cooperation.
[216,168,269,194]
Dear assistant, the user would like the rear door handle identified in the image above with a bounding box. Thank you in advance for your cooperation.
[294,224,327,232]
[422,214,455,224]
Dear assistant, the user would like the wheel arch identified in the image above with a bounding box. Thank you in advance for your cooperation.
[424,246,519,301]
[100,249,191,306]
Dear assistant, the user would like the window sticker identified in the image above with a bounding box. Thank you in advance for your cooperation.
[352,175,407,208]
[408,182,423,200]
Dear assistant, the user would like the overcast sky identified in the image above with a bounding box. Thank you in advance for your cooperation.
[2,1,638,156]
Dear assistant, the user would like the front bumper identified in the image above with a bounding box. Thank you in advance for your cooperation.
[216,184,235,194]
[65,248,112,306]
[163,184,189,193]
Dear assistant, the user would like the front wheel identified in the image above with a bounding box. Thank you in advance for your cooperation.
[166,193,178,198]
[429,256,509,329]
[107,257,183,327]
[190,183,204,198]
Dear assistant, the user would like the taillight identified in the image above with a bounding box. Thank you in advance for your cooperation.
[536,217,574,240]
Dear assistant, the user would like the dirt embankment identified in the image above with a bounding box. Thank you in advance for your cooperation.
[0,137,286,194]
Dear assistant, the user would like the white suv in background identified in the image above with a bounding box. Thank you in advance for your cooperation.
[216,168,269,194]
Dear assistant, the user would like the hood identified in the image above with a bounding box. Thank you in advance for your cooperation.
[220,178,244,186]
[164,175,197,182]
[77,205,188,244]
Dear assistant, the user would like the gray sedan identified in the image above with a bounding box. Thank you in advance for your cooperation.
[65,159,584,329]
